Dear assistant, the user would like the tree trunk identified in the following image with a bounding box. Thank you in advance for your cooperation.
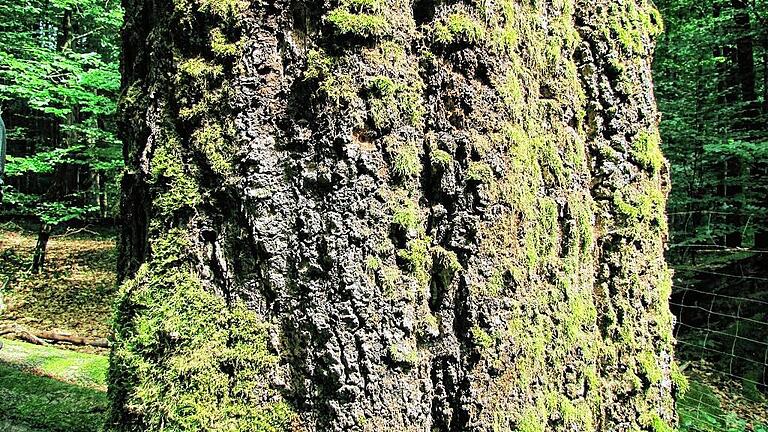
[752,25,768,249]
[97,170,108,219]
[111,1,679,431]
[30,223,51,274]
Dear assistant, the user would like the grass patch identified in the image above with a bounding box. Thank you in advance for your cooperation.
[0,363,107,432]
[0,338,108,431]
[0,338,108,432]
[0,338,108,389]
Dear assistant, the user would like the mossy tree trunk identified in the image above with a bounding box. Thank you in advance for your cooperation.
[111,0,681,431]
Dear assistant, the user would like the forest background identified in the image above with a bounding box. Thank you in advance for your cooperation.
[0,0,766,431]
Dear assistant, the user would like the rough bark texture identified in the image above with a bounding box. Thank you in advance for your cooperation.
[111,1,681,431]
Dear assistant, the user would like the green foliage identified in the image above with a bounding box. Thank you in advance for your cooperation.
[678,379,768,432]
[0,0,124,225]
[655,0,768,258]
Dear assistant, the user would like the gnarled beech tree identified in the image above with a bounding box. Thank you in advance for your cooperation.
[111,0,682,431]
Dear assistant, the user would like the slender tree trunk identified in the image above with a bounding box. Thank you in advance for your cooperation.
[96,170,107,219]
[111,1,679,431]
[754,30,768,249]
[30,223,51,274]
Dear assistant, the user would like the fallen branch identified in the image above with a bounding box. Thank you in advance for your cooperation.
[52,225,100,239]
[0,324,109,348]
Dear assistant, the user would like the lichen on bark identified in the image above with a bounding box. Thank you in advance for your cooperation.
[112,0,680,431]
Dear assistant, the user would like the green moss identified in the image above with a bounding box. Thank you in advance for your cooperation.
[524,197,559,270]
[612,183,668,235]
[641,413,674,432]
[496,69,524,113]
[365,255,381,271]
[633,130,665,174]
[110,230,296,431]
[388,343,418,365]
[558,397,594,430]
[322,73,358,107]
[470,325,494,350]
[670,361,689,395]
[517,406,546,432]
[192,122,233,175]
[466,161,494,183]
[432,246,462,285]
[326,8,388,38]
[178,57,223,79]
[637,350,663,384]
[304,49,333,81]
[563,294,597,345]
[150,137,202,216]
[380,265,402,298]
[304,50,358,106]
[397,238,432,287]
[369,75,397,97]
[392,200,420,231]
[197,0,246,18]
[174,0,246,20]
[210,28,238,57]
[393,141,421,178]
[607,2,664,54]
[422,313,439,333]
[434,12,486,45]
[368,76,425,130]
[566,193,594,258]
[430,149,453,168]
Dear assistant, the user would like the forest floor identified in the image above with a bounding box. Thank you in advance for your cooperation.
[0,222,116,352]
[0,224,114,431]
[0,225,765,431]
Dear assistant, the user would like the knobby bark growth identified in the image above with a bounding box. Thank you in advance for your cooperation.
[112,0,681,431]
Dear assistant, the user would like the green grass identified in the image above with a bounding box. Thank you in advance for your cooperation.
[0,338,108,432]
[0,338,108,389]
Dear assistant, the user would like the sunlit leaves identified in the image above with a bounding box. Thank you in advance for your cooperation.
[0,0,123,225]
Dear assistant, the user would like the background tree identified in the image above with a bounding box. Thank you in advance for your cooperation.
[655,0,768,258]
[0,0,123,271]
[110,0,680,431]
[655,0,768,405]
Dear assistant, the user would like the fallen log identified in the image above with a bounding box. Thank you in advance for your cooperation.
[0,324,109,348]
[0,325,49,346]
[35,330,110,348]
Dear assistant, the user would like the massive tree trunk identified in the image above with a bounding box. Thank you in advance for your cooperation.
[111,1,680,431]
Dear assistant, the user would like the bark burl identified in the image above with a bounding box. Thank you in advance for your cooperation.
[112,0,681,431]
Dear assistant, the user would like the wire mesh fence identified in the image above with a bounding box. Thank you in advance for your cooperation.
[670,279,768,431]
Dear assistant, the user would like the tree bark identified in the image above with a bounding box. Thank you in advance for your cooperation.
[111,1,679,431]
